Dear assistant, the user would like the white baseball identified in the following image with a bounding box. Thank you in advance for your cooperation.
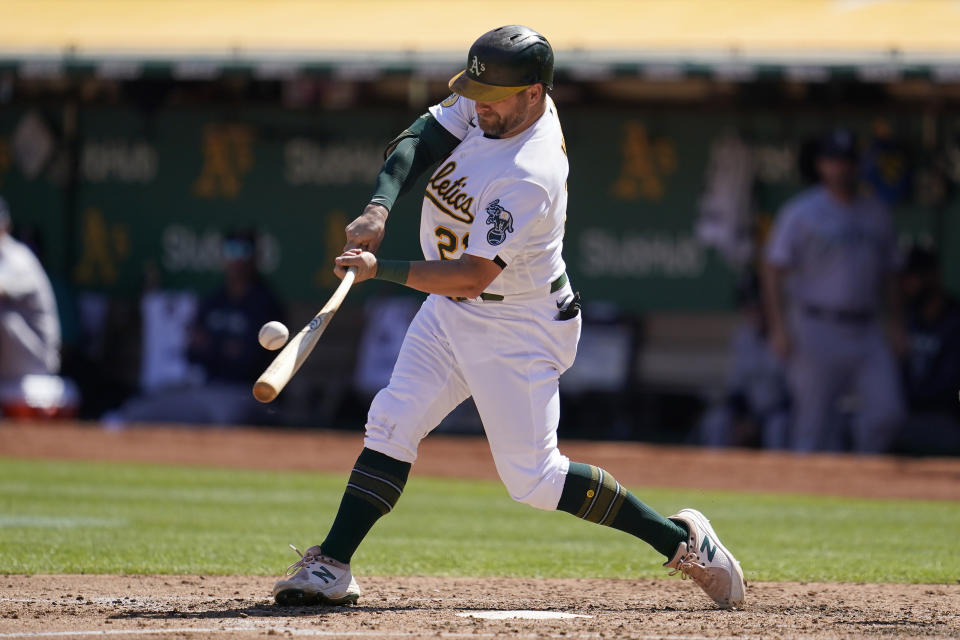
[258,321,289,351]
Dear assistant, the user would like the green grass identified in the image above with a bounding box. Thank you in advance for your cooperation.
[1,458,957,583]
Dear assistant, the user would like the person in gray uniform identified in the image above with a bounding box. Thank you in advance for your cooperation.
[0,196,61,382]
[762,130,905,453]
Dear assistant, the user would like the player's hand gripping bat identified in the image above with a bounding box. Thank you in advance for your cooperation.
[252,267,357,403]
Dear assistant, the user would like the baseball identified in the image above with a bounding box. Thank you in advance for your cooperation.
[258,321,289,351]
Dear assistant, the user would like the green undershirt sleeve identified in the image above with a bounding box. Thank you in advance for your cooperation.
[369,113,461,212]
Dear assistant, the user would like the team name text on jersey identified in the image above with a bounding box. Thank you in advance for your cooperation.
[425,161,475,223]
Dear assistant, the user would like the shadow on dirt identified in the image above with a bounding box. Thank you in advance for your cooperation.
[108,602,458,621]
[106,600,671,621]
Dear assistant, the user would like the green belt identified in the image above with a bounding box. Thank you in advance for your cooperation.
[453,272,568,303]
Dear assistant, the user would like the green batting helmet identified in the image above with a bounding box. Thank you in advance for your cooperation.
[448,25,554,102]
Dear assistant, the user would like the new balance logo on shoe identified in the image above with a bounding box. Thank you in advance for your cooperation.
[700,536,717,562]
[273,545,362,606]
[311,566,337,584]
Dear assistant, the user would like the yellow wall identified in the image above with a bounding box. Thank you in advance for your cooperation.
[2,0,959,56]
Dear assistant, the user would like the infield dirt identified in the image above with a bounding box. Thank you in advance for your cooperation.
[2,422,959,639]
[2,574,958,639]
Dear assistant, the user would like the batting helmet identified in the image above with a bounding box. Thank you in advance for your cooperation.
[448,25,554,102]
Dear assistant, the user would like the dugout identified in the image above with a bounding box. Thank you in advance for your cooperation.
[2,0,960,443]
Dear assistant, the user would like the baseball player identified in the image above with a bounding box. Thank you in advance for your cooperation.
[0,196,61,383]
[763,129,905,452]
[273,26,744,609]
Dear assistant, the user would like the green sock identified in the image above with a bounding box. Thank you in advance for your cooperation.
[320,448,411,564]
[557,462,688,559]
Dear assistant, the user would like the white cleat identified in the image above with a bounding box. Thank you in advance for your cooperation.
[664,508,745,609]
[272,544,361,606]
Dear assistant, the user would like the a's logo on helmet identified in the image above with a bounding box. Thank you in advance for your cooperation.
[484,199,514,246]
[469,56,486,77]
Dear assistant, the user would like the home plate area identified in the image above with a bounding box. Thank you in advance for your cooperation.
[2,575,958,640]
[456,610,592,620]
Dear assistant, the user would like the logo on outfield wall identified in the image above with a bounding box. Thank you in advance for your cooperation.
[579,229,705,278]
[82,140,158,183]
[193,124,255,198]
[162,226,280,274]
[611,122,677,201]
[73,207,130,285]
[284,139,380,186]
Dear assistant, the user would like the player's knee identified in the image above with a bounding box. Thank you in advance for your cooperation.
[363,390,420,464]
[500,454,569,511]
[506,476,564,510]
[363,420,419,464]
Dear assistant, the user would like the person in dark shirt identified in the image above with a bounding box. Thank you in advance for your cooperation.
[187,231,283,384]
[898,246,960,455]
[104,231,284,427]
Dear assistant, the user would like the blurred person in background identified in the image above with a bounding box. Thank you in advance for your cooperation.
[0,195,60,378]
[186,230,284,396]
[762,129,905,453]
[699,271,790,449]
[897,246,960,455]
[104,230,284,426]
[0,195,76,416]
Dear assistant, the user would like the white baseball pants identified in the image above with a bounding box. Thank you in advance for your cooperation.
[364,285,580,510]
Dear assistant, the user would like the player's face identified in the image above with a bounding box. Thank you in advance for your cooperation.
[475,87,538,138]
[817,156,858,194]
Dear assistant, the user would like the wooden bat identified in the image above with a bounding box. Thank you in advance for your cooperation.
[252,267,357,403]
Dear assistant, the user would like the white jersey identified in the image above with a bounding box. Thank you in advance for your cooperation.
[0,234,61,377]
[424,94,568,296]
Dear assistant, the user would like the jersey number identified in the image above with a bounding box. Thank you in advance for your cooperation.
[435,226,469,260]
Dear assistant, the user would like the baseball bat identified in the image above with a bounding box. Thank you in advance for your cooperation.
[252,267,357,403]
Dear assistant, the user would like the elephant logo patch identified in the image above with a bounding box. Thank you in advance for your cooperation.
[484,199,514,246]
